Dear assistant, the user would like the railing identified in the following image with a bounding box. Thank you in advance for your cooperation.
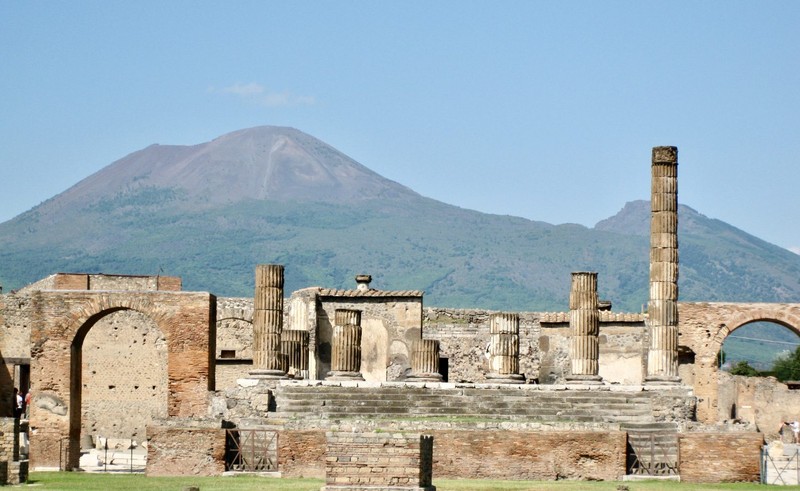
[225,429,278,472]
[626,433,679,476]
[762,444,800,485]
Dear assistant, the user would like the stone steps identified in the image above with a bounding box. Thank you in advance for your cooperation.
[275,384,657,424]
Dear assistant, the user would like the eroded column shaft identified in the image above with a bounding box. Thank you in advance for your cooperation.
[251,264,286,377]
[409,339,443,382]
[487,313,524,383]
[647,146,681,383]
[282,330,310,379]
[328,309,364,380]
[568,272,602,383]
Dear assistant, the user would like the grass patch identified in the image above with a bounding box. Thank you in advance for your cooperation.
[24,473,780,491]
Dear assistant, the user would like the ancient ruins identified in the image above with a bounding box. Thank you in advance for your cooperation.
[2,146,800,485]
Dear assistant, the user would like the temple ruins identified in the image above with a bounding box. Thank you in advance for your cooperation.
[2,146,800,485]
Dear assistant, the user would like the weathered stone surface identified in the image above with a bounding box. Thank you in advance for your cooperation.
[145,424,225,477]
[678,432,762,483]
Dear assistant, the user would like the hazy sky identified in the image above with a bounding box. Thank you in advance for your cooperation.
[2,2,798,253]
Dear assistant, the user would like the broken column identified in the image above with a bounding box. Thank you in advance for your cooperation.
[250,264,287,379]
[646,146,681,384]
[486,312,525,384]
[566,271,602,384]
[328,309,364,381]
[281,330,310,379]
[408,339,443,382]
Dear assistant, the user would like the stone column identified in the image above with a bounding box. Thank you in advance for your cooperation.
[486,313,525,384]
[646,146,681,384]
[250,264,287,379]
[566,272,602,384]
[328,309,364,381]
[407,339,443,382]
[281,330,310,379]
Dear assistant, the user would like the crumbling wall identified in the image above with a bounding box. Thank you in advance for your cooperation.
[423,308,644,384]
[145,420,225,477]
[81,310,168,440]
[717,372,800,439]
[678,432,763,483]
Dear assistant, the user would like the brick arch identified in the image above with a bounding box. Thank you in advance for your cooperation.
[705,310,800,361]
[679,302,800,424]
[29,290,215,470]
[70,305,170,455]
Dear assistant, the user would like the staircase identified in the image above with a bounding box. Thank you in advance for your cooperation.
[274,384,659,424]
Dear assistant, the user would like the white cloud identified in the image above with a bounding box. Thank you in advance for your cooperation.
[789,246,800,255]
[216,82,315,107]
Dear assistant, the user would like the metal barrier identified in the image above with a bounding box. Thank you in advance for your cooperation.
[225,429,278,472]
[762,444,800,485]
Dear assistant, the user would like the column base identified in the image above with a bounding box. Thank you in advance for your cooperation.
[485,373,526,384]
[565,374,603,385]
[327,371,365,381]
[406,373,443,383]
[248,369,288,380]
[644,375,682,386]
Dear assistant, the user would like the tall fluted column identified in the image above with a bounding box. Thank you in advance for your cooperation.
[282,330,310,379]
[486,313,525,384]
[566,272,602,384]
[646,146,681,384]
[328,309,364,381]
[408,339,443,382]
[250,264,287,379]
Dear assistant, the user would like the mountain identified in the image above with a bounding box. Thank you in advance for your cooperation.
[1,126,800,315]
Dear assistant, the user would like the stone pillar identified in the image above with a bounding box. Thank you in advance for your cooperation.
[646,146,681,384]
[566,272,602,384]
[281,330,310,379]
[407,339,443,382]
[250,264,287,379]
[355,274,372,291]
[328,309,364,381]
[486,313,525,384]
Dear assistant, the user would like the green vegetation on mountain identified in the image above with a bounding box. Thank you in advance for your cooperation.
[1,126,799,327]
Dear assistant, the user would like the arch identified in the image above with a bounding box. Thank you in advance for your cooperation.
[29,290,214,470]
[679,302,800,424]
[72,307,169,448]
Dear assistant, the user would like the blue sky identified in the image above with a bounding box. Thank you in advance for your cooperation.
[1,2,799,253]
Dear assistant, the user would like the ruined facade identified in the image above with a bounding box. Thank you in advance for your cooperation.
[0,145,797,484]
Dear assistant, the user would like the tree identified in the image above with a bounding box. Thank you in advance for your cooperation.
[729,360,760,377]
[773,346,800,382]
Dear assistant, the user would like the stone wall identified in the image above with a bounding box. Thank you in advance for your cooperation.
[432,429,626,481]
[423,308,644,384]
[717,372,800,440]
[81,310,168,440]
[678,432,763,483]
[145,421,225,476]
[323,432,433,490]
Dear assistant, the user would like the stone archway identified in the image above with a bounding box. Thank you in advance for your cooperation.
[679,302,800,423]
[29,290,215,470]
[79,309,169,442]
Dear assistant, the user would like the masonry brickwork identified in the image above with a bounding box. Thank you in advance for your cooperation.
[145,422,225,477]
[323,432,434,491]
[678,432,763,483]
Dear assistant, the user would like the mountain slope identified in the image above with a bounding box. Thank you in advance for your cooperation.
[1,127,799,314]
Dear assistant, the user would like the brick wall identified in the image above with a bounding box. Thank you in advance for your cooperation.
[678,432,763,483]
[323,432,433,489]
[279,430,326,478]
[431,430,626,481]
[81,309,168,440]
[145,424,225,476]
[275,428,625,482]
